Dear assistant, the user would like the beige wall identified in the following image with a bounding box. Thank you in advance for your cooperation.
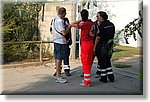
[38,1,76,58]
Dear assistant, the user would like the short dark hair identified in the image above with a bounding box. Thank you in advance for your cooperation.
[98,11,108,21]
[58,7,66,15]
[80,9,89,22]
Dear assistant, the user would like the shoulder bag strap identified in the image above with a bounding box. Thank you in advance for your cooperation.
[53,18,65,36]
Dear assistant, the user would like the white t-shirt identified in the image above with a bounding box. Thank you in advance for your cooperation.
[52,16,67,44]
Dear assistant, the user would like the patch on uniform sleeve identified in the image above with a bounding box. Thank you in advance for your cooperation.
[89,24,97,37]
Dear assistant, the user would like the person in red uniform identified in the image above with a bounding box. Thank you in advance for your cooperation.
[71,9,94,87]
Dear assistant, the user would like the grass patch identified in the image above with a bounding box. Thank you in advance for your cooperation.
[137,70,143,80]
[114,64,132,68]
[137,73,143,81]
[112,45,142,61]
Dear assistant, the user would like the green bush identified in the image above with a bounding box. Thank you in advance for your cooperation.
[2,2,42,64]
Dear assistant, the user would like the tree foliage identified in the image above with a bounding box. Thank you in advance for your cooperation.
[2,3,38,42]
[2,2,40,63]
[116,10,143,44]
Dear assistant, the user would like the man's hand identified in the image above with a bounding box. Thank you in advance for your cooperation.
[68,25,72,29]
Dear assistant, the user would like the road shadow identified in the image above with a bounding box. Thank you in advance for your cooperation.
[2,61,143,95]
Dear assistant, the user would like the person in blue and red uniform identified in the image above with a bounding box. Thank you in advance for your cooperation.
[71,9,94,87]
[94,11,115,83]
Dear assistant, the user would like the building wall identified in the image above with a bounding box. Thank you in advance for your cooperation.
[38,1,77,58]
[38,0,143,59]
[77,0,142,47]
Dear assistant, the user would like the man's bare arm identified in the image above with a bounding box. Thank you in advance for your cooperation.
[71,20,82,27]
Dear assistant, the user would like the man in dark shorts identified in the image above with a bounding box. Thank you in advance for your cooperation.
[51,7,71,83]
[50,17,72,76]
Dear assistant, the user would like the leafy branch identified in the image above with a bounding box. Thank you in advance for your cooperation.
[116,10,143,44]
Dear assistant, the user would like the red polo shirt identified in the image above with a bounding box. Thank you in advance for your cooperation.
[77,19,94,42]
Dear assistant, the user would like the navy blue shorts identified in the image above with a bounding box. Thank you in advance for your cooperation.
[54,43,68,60]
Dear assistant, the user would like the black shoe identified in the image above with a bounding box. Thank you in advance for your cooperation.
[108,74,115,82]
[99,78,107,83]
[99,76,107,83]
[53,72,56,76]
[64,69,71,76]
[95,71,101,78]
[80,72,84,77]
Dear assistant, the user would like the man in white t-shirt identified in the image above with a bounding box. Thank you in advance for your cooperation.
[51,7,71,83]
[50,17,72,77]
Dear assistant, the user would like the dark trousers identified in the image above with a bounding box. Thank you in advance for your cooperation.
[95,43,114,82]
[97,56,111,69]
[63,44,70,65]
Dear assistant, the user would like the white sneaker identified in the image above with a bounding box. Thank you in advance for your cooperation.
[80,80,91,87]
[55,77,67,84]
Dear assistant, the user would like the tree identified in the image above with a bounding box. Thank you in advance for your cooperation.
[2,3,38,42]
[116,10,143,44]
[2,2,41,63]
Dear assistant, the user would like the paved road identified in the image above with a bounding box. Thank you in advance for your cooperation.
[2,55,143,95]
